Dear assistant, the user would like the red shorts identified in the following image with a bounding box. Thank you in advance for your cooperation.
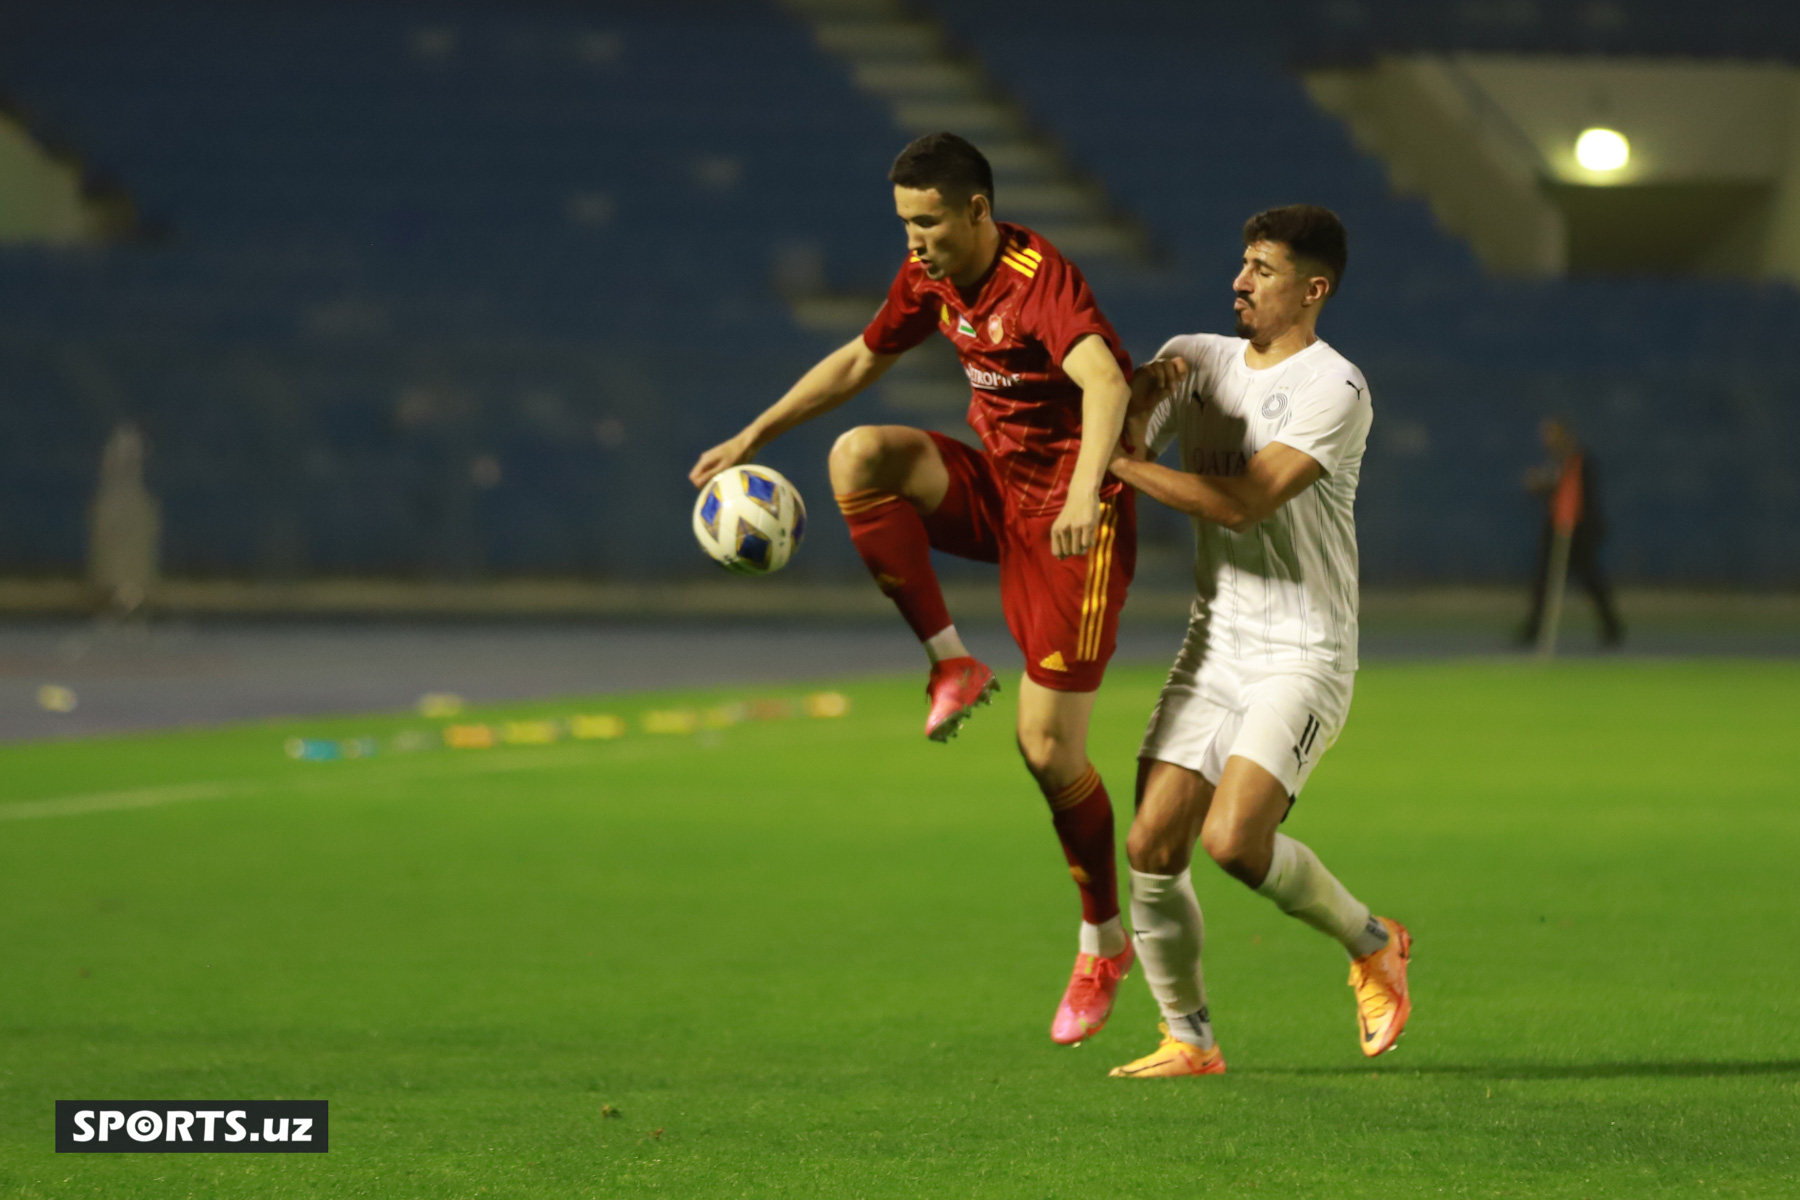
[921,432,1136,693]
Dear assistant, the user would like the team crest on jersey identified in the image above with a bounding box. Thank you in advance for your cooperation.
[987,313,1005,344]
[1260,391,1290,420]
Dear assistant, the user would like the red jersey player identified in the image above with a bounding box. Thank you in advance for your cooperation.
[689,133,1137,1044]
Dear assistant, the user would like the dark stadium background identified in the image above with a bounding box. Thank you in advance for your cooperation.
[2,3,1798,1196]
[4,0,1797,595]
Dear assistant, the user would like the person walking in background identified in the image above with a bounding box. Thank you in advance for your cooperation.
[1521,417,1623,648]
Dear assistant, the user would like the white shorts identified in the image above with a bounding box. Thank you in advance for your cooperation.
[1138,642,1355,798]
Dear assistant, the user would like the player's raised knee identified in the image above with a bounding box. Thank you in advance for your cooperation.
[828,425,893,491]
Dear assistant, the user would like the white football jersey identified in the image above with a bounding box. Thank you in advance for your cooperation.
[1145,334,1372,673]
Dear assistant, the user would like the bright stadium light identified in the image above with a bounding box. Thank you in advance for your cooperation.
[1575,127,1630,173]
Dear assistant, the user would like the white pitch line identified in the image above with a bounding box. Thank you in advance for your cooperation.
[0,780,252,822]
[0,729,755,822]
[0,743,636,822]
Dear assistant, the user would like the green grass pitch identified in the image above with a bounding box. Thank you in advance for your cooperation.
[2,658,1797,1198]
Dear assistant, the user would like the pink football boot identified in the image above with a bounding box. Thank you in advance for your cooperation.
[924,656,998,742]
[1051,943,1135,1044]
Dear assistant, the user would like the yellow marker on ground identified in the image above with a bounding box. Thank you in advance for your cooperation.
[570,714,626,740]
[804,692,851,718]
[502,720,559,745]
[702,703,746,729]
[644,710,699,735]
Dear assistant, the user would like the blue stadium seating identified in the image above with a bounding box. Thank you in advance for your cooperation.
[0,1,881,579]
[0,0,1794,585]
[924,0,1800,585]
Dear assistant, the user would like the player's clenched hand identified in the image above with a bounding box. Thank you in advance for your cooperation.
[1115,357,1186,467]
[688,435,755,487]
[1051,491,1100,559]
[1135,355,1188,402]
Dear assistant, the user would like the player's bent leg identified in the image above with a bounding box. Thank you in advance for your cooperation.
[830,426,997,739]
[1126,758,1213,876]
[1014,676,1096,792]
[1204,754,1411,1056]
[1017,683,1114,929]
[1195,754,1292,887]
[1112,759,1222,1072]
[827,424,950,511]
[1015,680,1132,1043]
[1203,755,1380,948]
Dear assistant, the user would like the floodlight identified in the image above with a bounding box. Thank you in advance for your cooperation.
[1575,127,1630,173]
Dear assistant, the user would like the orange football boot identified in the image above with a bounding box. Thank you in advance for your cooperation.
[1109,1023,1227,1078]
[924,656,998,742]
[1050,943,1134,1044]
[1349,917,1412,1057]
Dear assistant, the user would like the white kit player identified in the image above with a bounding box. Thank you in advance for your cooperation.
[1104,205,1412,1078]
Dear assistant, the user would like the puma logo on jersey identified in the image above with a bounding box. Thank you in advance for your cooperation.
[1038,651,1070,672]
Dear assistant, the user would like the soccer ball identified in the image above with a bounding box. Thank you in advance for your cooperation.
[692,464,807,575]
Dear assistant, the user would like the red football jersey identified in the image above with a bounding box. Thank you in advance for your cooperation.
[861,222,1132,516]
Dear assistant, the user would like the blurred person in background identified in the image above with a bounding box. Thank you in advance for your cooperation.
[1521,417,1623,647]
[88,422,160,618]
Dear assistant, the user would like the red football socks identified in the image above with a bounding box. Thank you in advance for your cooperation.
[835,490,954,641]
[1047,764,1121,925]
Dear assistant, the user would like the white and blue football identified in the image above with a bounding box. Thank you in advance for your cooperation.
[692,464,807,575]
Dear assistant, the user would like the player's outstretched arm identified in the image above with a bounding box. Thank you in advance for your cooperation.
[1109,442,1323,534]
[687,337,901,486]
[1053,333,1134,558]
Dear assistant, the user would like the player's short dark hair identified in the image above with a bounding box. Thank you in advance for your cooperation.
[1243,205,1348,296]
[888,132,994,208]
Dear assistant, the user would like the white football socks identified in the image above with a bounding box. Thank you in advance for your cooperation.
[1255,833,1389,959]
[1128,868,1215,1049]
[923,624,970,666]
[1079,915,1128,959]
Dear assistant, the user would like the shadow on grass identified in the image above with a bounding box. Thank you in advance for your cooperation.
[1240,1060,1800,1080]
